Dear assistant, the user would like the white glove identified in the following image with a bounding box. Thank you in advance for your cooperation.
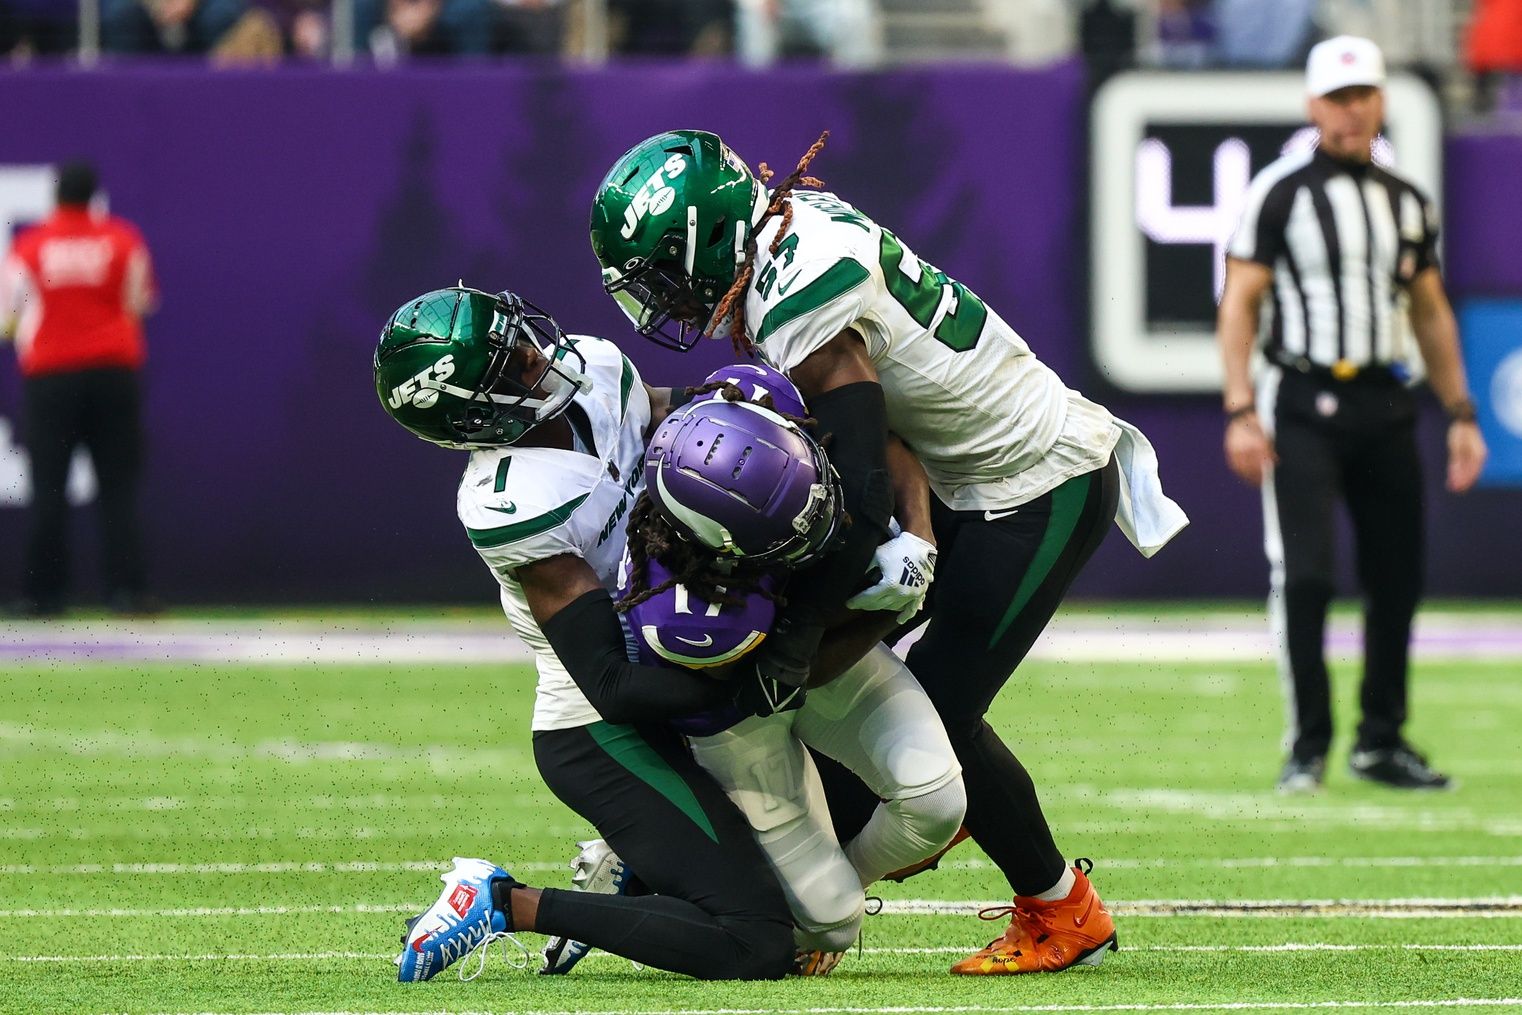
[845,529,938,624]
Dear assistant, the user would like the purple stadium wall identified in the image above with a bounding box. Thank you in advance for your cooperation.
[0,64,1517,603]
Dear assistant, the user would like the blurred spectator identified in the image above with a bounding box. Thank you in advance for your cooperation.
[493,0,564,55]
[102,0,260,53]
[1149,0,1213,68]
[252,0,330,58]
[1215,0,1315,68]
[1321,0,1460,71]
[0,0,76,57]
[607,0,728,56]
[1079,0,1138,81]
[0,162,160,617]
[209,3,283,61]
[1467,0,1522,115]
[287,0,327,54]
[354,0,492,58]
[734,0,877,67]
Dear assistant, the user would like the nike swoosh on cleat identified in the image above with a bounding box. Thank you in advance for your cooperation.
[1074,896,1096,927]
[674,634,714,647]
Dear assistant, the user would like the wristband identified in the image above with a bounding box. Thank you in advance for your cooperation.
[1446,398,1477,424]
[1225,403,1257,422]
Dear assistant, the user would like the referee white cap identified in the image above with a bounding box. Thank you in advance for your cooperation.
[1306,35,1386,97]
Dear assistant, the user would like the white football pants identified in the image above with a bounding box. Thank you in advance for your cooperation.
[688,643,965,952]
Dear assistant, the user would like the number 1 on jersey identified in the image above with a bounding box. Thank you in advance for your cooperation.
[879,230,987,353]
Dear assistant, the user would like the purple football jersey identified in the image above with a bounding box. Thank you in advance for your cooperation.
[617,553,777,736]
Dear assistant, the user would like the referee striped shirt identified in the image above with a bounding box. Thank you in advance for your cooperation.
[1227,146,1440,371]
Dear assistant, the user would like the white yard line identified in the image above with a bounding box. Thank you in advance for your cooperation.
[949,856,1522,871]
[12,951,391,963]
[0,722,517,765]
[0,904,420,917]
[1175,855,1522,869]
[3,611,1520,664]
[0,793,531,813]
[0,859,564,875]
[880,898,1522,918]
[121,999,1522,1014]
[4,899,1521,920]
[0,825,588,842]
[857,944,1522,955]
[0,860,449,874]
[16,944,1522,960]
[5,857,1522,876]
[9,782,1521,840]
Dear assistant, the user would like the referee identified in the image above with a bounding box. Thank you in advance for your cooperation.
[1217,37,1487,793]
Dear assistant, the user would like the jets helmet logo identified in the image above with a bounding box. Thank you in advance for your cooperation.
[620,154,688,240]
[387,354,456,410]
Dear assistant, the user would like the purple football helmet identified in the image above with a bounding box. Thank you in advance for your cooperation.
[645,398,841,568]
[699,362,807,418]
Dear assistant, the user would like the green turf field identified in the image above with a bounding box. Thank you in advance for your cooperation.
[2,612,1520,1014]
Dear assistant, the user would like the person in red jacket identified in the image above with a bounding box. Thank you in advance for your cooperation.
[0,162,159,616]
[1468,0,1522,113]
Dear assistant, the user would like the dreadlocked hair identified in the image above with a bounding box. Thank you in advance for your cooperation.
[679,379,818,433]
[617,491,786,613]
[706,130,830,356]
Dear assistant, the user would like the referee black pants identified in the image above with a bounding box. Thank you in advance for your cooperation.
[1264,369,1423,762]
[818,457,1120,896]
[531,721,794,979]
[22,367,148,608]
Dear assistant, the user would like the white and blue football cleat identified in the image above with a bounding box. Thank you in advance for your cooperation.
[539,839,632,975]
[396,857,523,982]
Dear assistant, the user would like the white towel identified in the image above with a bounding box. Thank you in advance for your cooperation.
[1111,417,1189,558]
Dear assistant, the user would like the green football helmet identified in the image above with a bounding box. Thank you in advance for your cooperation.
[374,286,589,449]
[590,129,768,351]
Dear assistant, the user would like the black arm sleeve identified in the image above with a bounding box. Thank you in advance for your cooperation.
[541,589,732,725]
[754,381,894,687]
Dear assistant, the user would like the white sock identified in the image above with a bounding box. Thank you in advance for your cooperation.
[1033,864,1076,902]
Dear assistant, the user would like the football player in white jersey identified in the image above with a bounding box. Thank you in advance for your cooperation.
[591,131,1189,974]
[375,285,797,982]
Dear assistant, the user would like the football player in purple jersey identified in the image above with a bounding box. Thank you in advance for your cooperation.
[600,377,965,976]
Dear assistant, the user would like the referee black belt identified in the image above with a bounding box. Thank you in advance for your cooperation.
[1267,349,1397,384]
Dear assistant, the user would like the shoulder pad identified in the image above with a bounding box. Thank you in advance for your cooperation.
[458,448,598,551]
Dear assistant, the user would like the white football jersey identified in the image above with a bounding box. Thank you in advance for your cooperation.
[746,190,1119,511]
[457,335,650,731]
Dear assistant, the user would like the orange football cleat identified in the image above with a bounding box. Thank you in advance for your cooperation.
[793,949,843,976]
[949,859,1118,975]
